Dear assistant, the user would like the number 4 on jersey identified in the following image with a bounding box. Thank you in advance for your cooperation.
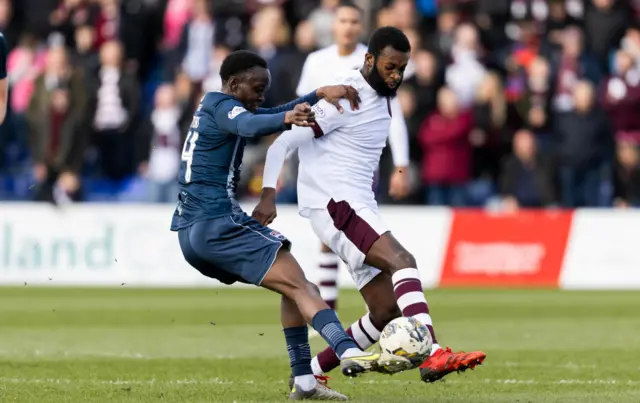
[181,129,199,183]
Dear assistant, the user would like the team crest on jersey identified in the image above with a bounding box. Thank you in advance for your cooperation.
[228,106,247,119]
[312,104,325,118]
[270,230,286,241]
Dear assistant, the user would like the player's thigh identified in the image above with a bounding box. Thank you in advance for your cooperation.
[261,248,315,296]
[364,231,416,273]
[189,214,290,286]
[309,201,386,289]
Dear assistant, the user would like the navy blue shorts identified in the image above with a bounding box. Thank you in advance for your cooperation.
[178,213,291,285]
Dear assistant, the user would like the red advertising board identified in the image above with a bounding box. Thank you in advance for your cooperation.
[440,210,574,287]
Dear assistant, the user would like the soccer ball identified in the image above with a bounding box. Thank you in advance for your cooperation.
[379,317,432,368]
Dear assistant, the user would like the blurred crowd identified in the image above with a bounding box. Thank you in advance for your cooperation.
[1,0,640,209]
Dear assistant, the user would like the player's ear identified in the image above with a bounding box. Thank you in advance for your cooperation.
[227,77,238,93]
[365,53,375,70]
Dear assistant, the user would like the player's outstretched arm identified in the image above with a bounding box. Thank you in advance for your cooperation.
[252,126,316,225]
[257,85,360,115]
[215,100,314,138]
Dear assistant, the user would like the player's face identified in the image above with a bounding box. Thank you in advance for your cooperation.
[366,47,410,97]
[232,67,271,112]
[332,7,363,48]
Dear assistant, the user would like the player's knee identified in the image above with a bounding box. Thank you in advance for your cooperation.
[307,281,321,296]
[390,250,417,272]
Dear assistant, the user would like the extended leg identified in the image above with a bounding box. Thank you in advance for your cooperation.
[280,295,347,400]
[261,249,388,377]
[365,232,486,382]
[311,272,401,375]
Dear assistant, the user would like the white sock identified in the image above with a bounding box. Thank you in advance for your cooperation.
[339,347,367,360]
[349,314,382,349]
[431,343,441,356]
[311,356,323,376]
[295,374,317,391]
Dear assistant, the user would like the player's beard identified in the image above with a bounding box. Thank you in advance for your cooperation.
[368,62,401,98]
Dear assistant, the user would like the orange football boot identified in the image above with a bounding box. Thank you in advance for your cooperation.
[419,347,486,383]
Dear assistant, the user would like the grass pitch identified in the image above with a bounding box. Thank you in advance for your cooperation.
[0,287,639,402]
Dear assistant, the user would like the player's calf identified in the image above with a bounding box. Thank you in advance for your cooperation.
[364,233,439,349]
[263,250,381,377]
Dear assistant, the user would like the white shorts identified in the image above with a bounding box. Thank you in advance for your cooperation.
[308,199,389,290]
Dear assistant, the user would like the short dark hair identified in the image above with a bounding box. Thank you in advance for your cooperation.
[367,26,411,58]
[220,50,268,83]
[337,0,364,15]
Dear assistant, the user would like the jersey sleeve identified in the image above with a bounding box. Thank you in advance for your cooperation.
[0,33,7,79]
[262,126,315,189]
[256,91,319,115]
[387,97,409,167]
[309,99,350,138]
[214,99,289,138]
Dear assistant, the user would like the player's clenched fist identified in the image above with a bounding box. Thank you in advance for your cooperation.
[284,103,316,127]
[252,188,278,226]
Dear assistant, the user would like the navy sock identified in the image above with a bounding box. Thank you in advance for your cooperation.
[284,326,313,377]
[311,309,358,358]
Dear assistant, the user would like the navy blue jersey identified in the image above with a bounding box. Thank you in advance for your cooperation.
[0,32,7,79]
[170,91,319,230]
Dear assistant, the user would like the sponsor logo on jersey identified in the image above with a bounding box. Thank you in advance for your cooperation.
[228,106,247,119]
[312,104,325,118]
[269,230,286,241]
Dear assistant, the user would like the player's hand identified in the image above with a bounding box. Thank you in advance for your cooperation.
[285,103,315,127]
[317,85,361,113]
[252,188,278,226]
[388,167,409,200]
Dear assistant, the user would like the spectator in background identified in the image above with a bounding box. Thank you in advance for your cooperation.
[248,5,291,108]
[308,0,339,48]
[445,23,486,108]
[7,34,45,125]
[419,87,473,206]
[177,0,214,84]
[551,26,601,113]
[402,49,442,159]
[202,44,232,94]
[71,25,99,78]
[137,84,181,203]
[162,0,193,50]
[389,0,418,31]
[94,0,120,49]
[469,72,506,205]
[268,20,317,108]
[515,56,553,142]
[500,128,560,211]
[26,45,87,203]
[49,0,95,50]
[425,4,458,60]
[613,141,640,207]
[584,0,629,73]
[88,40,140,180]
[554,81,612,207]
[601,50,640,145]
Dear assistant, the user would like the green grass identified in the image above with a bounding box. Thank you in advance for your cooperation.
[0,287,639,402]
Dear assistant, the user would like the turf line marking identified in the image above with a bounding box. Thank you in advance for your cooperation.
[0,378,637,386]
